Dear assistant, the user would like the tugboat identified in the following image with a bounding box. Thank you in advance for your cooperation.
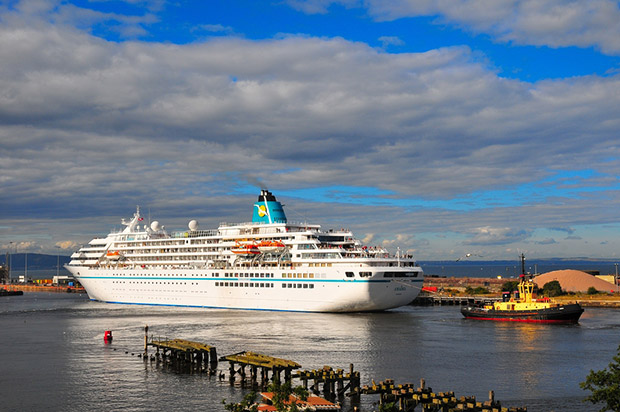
[461,254,584,324]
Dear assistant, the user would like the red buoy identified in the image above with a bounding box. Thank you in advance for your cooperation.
[104,330,113,343]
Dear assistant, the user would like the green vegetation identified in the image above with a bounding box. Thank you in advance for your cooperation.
[223,380,309,412]
[540,280,565,297]
[223,392,258,412]
[587,287,600,295]
[267,380,309,412]
[465,286,490,295]
[379,401,399,412]
[501,280,519,292]
[580,344,620,412]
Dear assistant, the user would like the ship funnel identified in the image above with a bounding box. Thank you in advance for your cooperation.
[252,190,287,224]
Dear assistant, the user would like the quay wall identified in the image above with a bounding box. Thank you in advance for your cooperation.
[3,284,85,293]
[423,276,506,292]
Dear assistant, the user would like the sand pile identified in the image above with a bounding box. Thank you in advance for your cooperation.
[533,269,616,293]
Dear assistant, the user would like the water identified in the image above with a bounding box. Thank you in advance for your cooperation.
[1,293,618,412]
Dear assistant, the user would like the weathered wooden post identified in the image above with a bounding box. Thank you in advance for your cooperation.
[143,325,149,357]
[229,361,236,383]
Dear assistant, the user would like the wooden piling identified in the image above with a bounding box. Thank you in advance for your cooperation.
[293,364,361,400]
[350,377,526,412]
[219,351,301,388]
[140,330,526,411]
[146,337,218,374]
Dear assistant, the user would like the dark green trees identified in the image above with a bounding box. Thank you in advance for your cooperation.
[581,344,620,412]
[541,280,564,297]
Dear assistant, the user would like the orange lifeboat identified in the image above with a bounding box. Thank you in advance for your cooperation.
[256,240,286,252]
[106,251,122,260]
[231,242,260,255]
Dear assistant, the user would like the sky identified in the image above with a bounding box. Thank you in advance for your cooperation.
[2,0,620,261]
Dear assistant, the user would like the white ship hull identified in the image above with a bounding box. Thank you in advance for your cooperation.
[66,266,422,312]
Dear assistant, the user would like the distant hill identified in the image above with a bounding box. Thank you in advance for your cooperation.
[0,253,71,271]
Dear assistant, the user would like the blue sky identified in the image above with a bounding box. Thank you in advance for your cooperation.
[66,0,620,80]
[2,0,620,261]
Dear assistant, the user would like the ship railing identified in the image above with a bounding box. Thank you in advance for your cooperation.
[168,229,219,238]
[219,221,320,230]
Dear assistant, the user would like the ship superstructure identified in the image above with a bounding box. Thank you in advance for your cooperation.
[66,190,423,312]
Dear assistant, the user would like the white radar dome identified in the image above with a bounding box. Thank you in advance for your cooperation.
[150,221,160,231]
[188,220,199,231]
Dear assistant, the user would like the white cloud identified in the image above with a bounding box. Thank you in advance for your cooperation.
[300,0,620,55]
[56,240,78,250]
[284,0,360,14]
[197,24,235,34]
[1,10,620,258]
[378,35,404,49]
[463,226,532,245]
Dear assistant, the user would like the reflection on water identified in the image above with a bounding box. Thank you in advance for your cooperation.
[1,294,617,411]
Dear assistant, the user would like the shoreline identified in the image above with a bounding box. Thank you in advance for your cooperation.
[2,284,85,294]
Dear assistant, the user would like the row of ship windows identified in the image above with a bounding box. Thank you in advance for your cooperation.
[215,282,315,289]
[112,281,188,285]
[110,280,317,289]
[102,271,418,281]
[215,282,274,288]
[223,273,274,278]
[106,272,322,279]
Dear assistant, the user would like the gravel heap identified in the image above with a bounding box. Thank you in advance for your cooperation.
[533,269,616,293]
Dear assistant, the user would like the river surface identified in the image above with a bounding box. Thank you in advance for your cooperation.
[1,292,617,412]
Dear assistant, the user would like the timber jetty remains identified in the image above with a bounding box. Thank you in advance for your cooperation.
[138,326,527,411]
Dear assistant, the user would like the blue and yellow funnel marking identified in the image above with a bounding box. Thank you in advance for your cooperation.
[252,190,287,224]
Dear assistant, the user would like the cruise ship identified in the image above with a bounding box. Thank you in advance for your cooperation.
[66,190,423,312]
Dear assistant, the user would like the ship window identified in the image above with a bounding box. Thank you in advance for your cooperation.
[360,272,372,277]
[384,271,417,278]
[303,284,308,288]
[345,272,354,278]
[310,284,314,289]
